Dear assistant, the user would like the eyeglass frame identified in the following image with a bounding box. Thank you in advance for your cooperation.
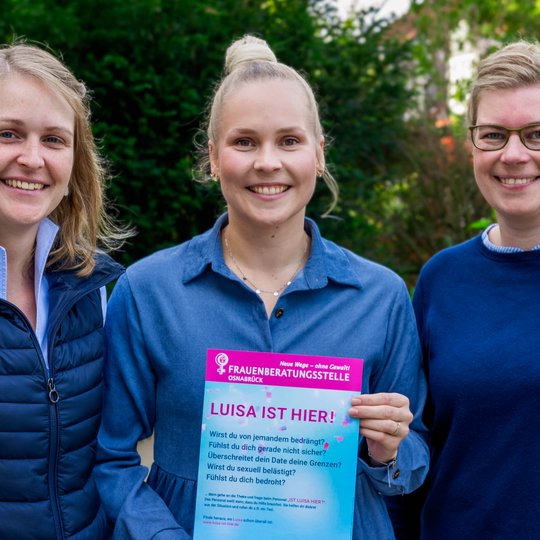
[468,123,540,151]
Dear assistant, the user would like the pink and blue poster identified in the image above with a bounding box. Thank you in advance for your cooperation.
[193,349,363,540]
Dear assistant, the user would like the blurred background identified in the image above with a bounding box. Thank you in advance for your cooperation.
[3,0,538,287]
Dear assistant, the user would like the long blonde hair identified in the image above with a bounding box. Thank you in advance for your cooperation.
[0,43,131,276]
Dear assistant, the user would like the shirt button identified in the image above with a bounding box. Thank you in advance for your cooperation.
[275,308,284,318]
[392,469,401,480]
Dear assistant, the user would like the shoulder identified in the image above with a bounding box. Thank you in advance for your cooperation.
[127,243,187,274]
[319,234,407,294]
[93,252,125,278]
[420,235,481,277]
[124,225,215,284]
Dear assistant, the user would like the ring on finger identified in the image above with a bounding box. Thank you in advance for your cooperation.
[392,421,400,436]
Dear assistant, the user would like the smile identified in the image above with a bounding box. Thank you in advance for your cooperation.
[3,178,45,191]
[497,177,538,186]
[249,185,289,195]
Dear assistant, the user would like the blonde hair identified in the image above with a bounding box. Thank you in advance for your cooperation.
[468,40,540,125]
[0,43,131,276]
[198,35,338,215]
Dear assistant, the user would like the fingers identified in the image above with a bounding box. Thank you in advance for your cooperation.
[360,418,410,440]
[348,392,414,463]
[351,392,408,408]
[348,393,412,424]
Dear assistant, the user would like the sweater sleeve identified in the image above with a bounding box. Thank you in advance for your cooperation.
[94,274,190,539]
[359,279,429,497]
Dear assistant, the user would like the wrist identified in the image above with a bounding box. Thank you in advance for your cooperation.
[367,449,398,468]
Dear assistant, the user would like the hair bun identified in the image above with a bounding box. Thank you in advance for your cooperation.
[224,35,277,75]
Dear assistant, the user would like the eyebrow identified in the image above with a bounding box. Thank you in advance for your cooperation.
[0,117,74,137]
[228,126,308,135]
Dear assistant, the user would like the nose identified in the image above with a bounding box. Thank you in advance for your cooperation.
[17,138,45,169]
[500,132,531,164]
[254,144,282,172]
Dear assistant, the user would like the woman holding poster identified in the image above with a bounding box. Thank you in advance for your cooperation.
[95,35,429,540]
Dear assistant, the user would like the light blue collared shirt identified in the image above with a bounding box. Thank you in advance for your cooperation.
[0,218,106,369]
[482,223,540,252]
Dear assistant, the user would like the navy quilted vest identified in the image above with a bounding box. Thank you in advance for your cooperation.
[0,254,123,539]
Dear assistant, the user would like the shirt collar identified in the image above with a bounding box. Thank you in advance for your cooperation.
[0,218,59,301]
[35,218,60,296]
[482,223,540,253]
[182,213,363,291]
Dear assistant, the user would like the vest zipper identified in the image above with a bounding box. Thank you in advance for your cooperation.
[46,323,68,540]
[48,378,60,403]
[47,377,64,540]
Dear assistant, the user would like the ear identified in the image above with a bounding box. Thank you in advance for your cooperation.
[209,140,218,176]
[317,136,325,173]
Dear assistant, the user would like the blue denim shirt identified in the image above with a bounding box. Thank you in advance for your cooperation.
[95,214,428,540]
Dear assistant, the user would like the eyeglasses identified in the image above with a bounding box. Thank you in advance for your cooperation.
[469,123,540,151]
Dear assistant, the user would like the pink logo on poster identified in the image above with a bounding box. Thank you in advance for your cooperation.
[215,352,229,374]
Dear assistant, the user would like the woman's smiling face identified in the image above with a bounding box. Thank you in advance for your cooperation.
[472,84,540,229]
[210,78,324,232]
[0,72,74,240]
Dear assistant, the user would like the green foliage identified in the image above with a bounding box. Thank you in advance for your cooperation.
[361,119,490,284]
[3,0,538,285]
[1,0,421,274]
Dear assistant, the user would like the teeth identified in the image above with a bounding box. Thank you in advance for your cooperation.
[250,185,288,195]
[499,177,534,185]
[4,179,45,191]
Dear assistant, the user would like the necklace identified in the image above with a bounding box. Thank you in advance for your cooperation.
[224,233,308,297]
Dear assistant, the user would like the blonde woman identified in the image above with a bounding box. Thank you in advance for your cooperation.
[0,43,127,539]
[96,35,428,539]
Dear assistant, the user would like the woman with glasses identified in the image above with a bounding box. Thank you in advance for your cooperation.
[388,40,540,540]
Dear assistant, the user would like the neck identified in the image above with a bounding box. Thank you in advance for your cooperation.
[0,230,37,328]
[222,216,310,303]
[491,219,540,250]
[0,229,36,280]
[224,215,309,272]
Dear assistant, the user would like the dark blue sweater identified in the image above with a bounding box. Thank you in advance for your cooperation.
[0,254,123,540]
[388,234,540,540]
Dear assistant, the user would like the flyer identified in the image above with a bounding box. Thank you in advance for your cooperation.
[193,349,363,540]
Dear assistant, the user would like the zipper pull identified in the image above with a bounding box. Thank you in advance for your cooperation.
[48,378,60,403]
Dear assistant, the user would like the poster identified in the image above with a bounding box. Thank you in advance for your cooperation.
[193,349,363,540]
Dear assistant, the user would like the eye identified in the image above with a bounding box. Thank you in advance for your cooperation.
[481,130,506,140]
[0,130,18,140]
[43,135,65,145]
[234,138,254,148]
[525,126,540,140]
[282,136,300,146]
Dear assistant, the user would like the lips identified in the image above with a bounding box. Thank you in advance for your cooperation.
[248,185,289,195]
[3,178,45,191]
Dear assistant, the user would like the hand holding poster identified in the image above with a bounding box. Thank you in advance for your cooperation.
[193,349,363,540]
